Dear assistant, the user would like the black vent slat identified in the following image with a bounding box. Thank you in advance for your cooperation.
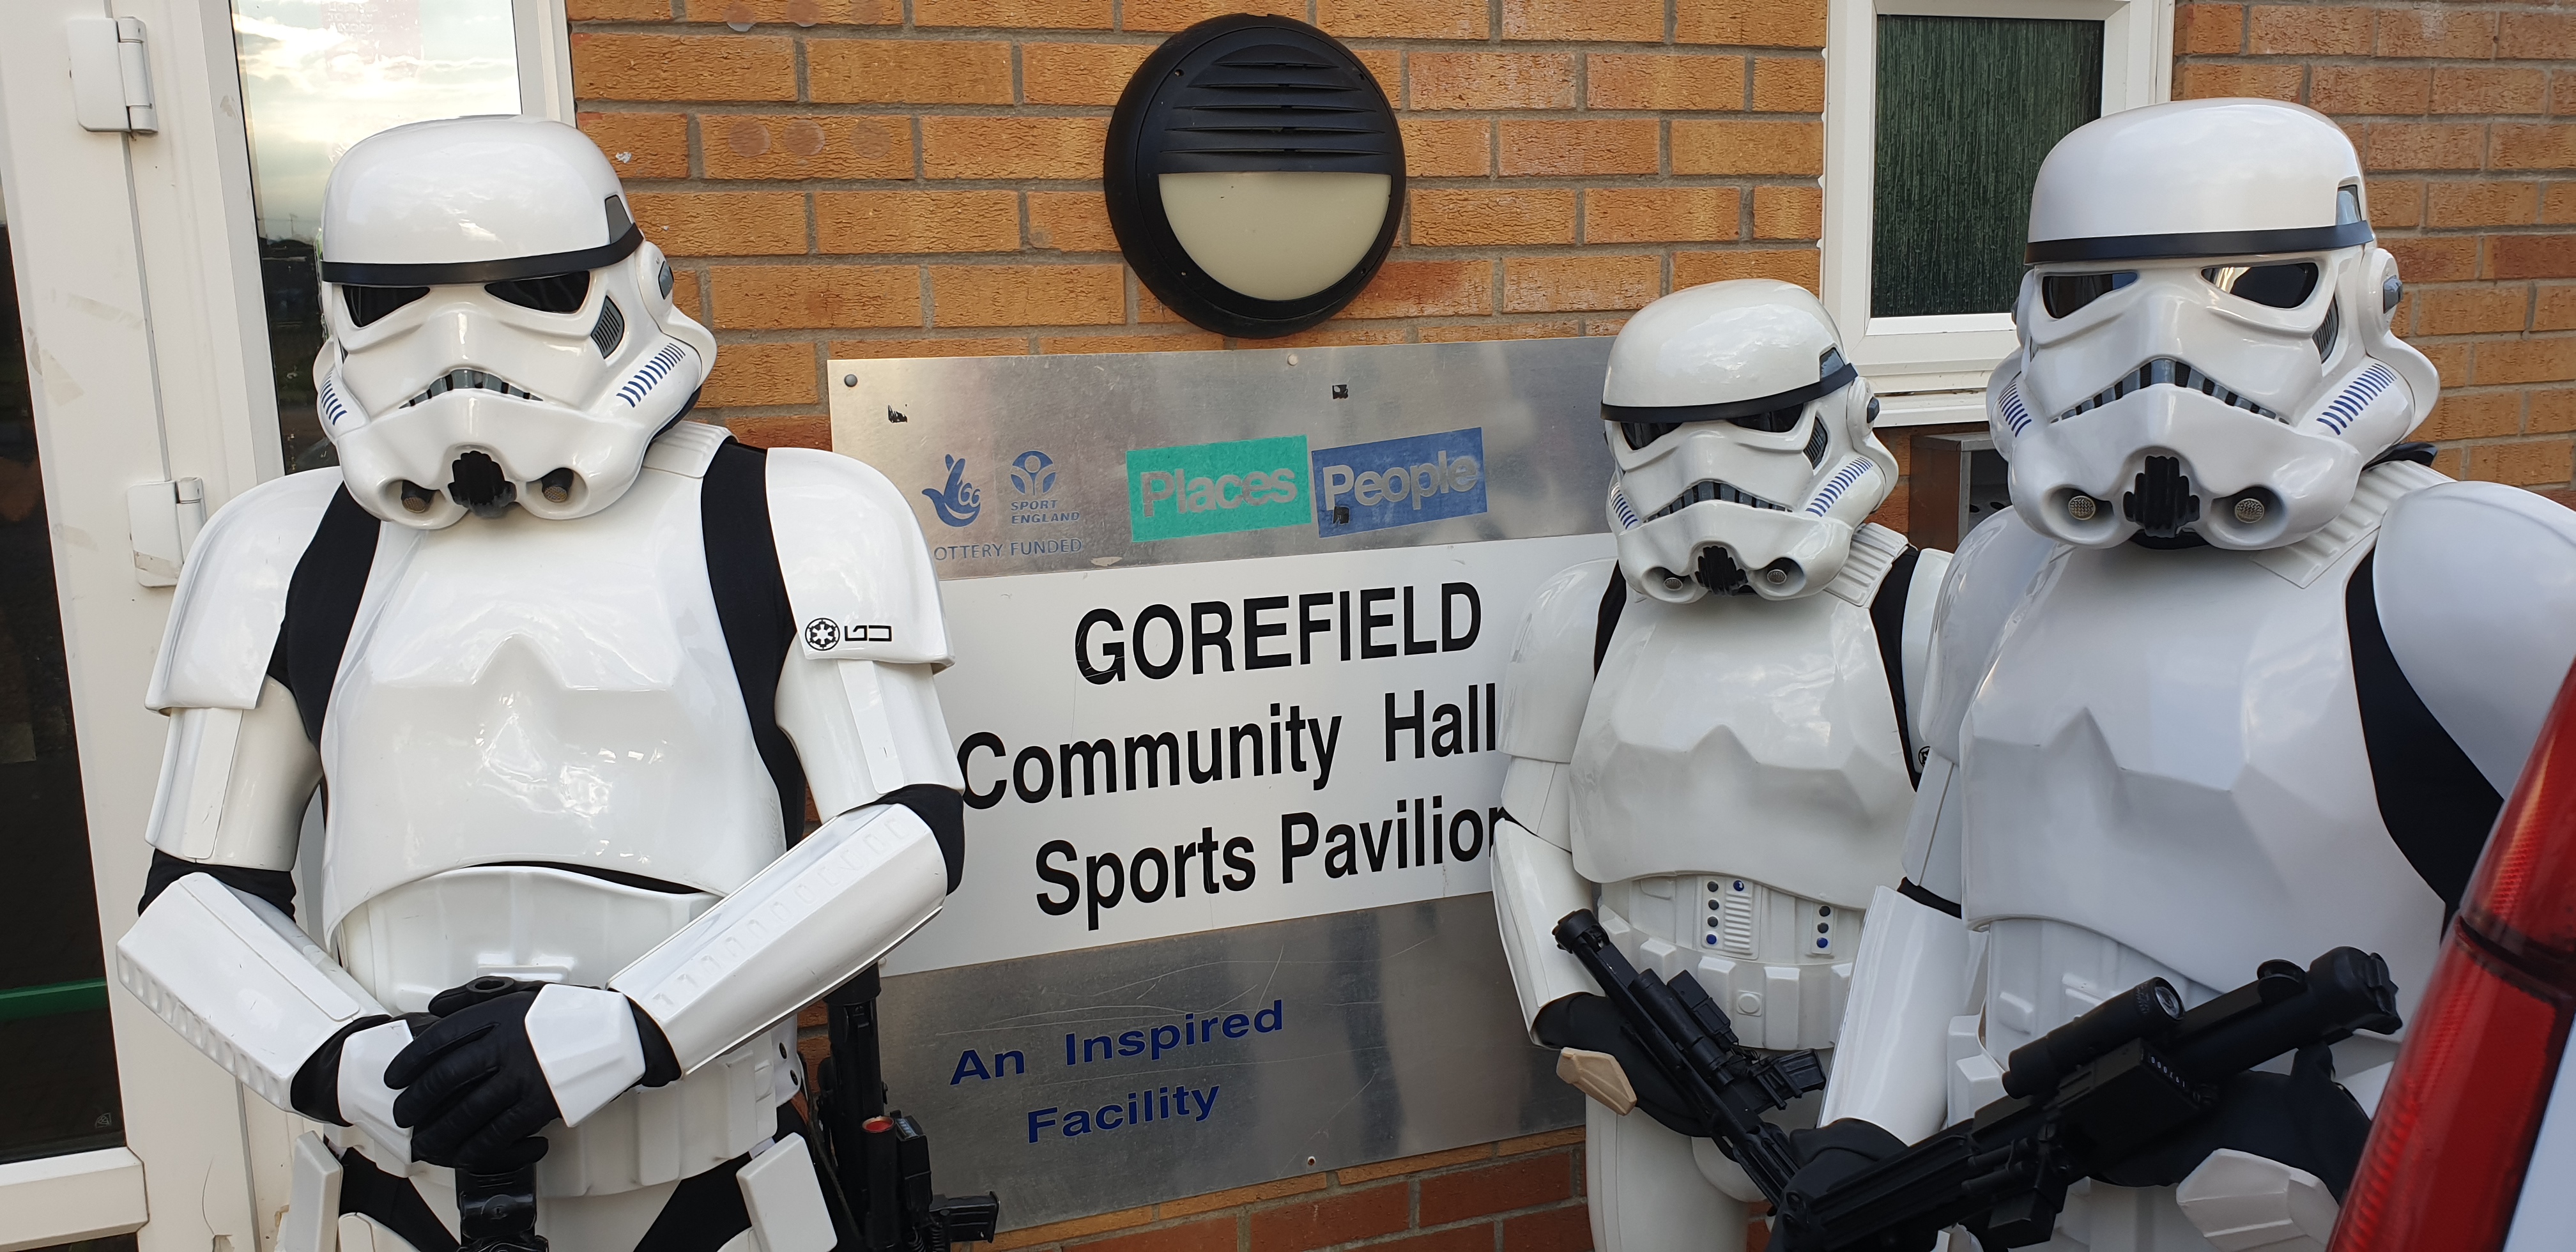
[1146,40,1401,174]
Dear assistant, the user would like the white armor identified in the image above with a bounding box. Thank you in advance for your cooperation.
[1823,100,2576,1252]
[112,119,960,1252]
[1490,282,1941,1252]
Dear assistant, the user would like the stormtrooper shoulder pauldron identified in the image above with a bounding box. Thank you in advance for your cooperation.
[767,447,951,668]
[148,468,351,712]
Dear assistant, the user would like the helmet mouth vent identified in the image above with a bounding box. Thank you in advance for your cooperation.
[2055,357,2275,423]
[406,367,542,408]
[447,451,518,519]
[1648,478,1788,521]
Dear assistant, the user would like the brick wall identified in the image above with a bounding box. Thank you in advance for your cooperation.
[2175,1,2576,507]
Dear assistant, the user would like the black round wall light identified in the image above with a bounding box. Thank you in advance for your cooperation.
[1104,15,1405,339]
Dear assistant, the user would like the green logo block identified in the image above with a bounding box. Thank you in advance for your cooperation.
[1126,436,1312,542]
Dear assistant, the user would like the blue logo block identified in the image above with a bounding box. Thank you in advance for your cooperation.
[1311,427,1487,537]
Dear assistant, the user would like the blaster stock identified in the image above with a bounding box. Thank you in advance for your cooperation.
[1774,946,2402,1252]
[815,967,1002,1252]
[1551,908,1830,1209]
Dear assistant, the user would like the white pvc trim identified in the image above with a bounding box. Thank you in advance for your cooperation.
[0,1148,150,1252]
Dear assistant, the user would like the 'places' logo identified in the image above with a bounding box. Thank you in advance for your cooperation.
[1124,436,1310,542]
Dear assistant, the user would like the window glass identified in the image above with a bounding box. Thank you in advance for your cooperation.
[0,196,125,1166]
[231,0,520,471]
[1872,14,2103,319]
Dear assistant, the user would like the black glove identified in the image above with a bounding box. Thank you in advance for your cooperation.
[2095,1042,2372,1198]
[289,1014,394,1125]
[1531,992,1709,1138]
[1774,1118,1933,1252]
[386,979,560,1171]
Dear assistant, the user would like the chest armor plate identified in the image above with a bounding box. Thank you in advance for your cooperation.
[318,468,781,934]
[1570,590,1913,908]
[1959,538,2444,1014]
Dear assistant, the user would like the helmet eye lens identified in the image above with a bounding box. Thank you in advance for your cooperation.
[1729,403,1806,435]
[486,271,592,314]
[344,285,428,327]
[2202,262,2317,309]
[1621,421,1680,450]
[2040,271,2135,318]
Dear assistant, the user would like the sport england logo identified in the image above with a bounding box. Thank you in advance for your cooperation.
[1125,436,1309,542]
[1312,427,1486,537]
[923,454,982,527]
[1008,450,1079,526]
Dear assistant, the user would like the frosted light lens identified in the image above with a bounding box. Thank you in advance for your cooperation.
[1158,172,1392,303]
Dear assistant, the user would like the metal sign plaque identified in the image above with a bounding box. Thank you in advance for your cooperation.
[827,339,1614,1227]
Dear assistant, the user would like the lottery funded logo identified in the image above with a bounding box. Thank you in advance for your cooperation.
[923,454,983,527]
[1312,427,1486,537]
[1124,435,1309,542]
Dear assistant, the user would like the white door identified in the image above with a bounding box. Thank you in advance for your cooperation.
[0,4,568,1249]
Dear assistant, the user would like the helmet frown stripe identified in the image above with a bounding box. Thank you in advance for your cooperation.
[2317,363,2397,436]
[1805,458,1873,516]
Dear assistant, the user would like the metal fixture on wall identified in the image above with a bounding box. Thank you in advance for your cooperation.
[1104,14,1404,339]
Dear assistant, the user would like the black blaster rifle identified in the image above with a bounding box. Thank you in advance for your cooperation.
[1552,909,1830,1208]
[811,966,1002,1252]
[1775,946,2402,1252]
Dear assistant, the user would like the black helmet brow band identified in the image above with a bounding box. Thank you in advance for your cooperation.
[1602,362,1859,426]
[321,224,645,287]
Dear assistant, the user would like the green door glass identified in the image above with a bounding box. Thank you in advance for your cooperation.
[1872,14,2103,319]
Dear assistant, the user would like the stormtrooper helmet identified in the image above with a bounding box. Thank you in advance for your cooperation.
[313,115,716,528]
[1991,98,2437,551]
[1602,279,1895,604]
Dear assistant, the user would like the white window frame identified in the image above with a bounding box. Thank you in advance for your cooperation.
[1821,0,2171,426]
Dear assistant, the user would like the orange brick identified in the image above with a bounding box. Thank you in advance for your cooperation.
[1588,54,1743,111]
[817,191,1017,254]
[1751,57,1825,112]
[2174,62,2303,102]
[2313,67,2428,116]
[2496,125,2576,172]
[629,192,806,256]
[677,0,894,20]
[1067,1218,1236,1252]
[570,0,671,19]
[1335,1145,1497,1186]
[2542,286,2576,331]
[1122,0,1302,31]
[1247,1184,1410,1252]
[2174,4,2244,55]
[1676,0,1825,49]
[1419,319,1581,342]
[1342,260,1493,319]
[725,415,831,449]
[1364,1226,1493,1252]
[2552,185,2576,224]
[2249,6,2370,55]
[2380,8,2495,59]
[1504,254,1660,312]
[1023,43,1158,105]
[699,340,816,406]
[1586,188,1739,243]
[713,265,919,328]
[2366,123,2486,172]
[922,118,1110,179]
[1412,54,1578,111]
[2475,339,2576,386]
[931,264,1124,326]
[2423,342,2471,388]
[1503,0,1661,43]
[2368,179,2425,229]
[2428,181,2538,228]
[2389,236,2480,282]
[911,0,1109,28]
[2468,439,2576,485]
[808,40,1011,104]
[1356,49,1402,95]
[1153,1173,1328,1219]
[2414,286,2531,336]
[1252,325,1411,347]
[1673,248,1821,291]
[1029,192,1118,252]
[1401,119,1493,177]
[2492,236,2576,280]
[1412,189,1577,247]
[1585,316,1629,335]
[827,336,1027,358]
[1499,119,1660,176]
[1317,0,1487,39]
[579,112,690,180]
[1752,185,1821,240]
[2435,67,2547,116]
[1498,1128,1588,1156]
[2419,391,2524,441]
[670,267,704,319]
[987,1209,1154,1251]
[2500,13,2576,62]
[572,34,795,102]
[1420,1156,1575,1225]
[1673,120,1823,175]
[2533,388,2576,431]
[703,115,913,180]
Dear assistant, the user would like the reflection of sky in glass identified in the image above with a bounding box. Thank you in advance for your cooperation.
[234,0,519,245]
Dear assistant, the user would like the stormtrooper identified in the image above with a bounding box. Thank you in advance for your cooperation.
[1489,279,1946,1252]
[111,116,965,1252]
[1811,98,2576,1251]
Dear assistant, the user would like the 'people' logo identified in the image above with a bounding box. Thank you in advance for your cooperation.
[923,454,983,526]
[1010,450,1058,496]
[1312,427,1487,537]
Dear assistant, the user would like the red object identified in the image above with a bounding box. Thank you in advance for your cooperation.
[2332,662,2576,1251]
[862,1115,894,1134]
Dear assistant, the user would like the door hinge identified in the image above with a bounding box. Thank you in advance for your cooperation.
[128,478,204,587]
[68,17,157,134]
